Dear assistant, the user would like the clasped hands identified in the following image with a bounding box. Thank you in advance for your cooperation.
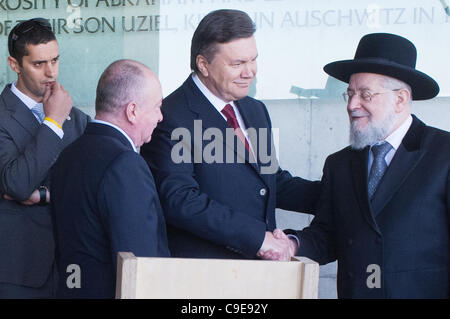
[257,229,298,261]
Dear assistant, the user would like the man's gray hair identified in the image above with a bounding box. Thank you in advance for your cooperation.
[95,59,147,114]
[381,75,413,104]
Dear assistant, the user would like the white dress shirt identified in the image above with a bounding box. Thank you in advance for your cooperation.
[368,115,413,173]
[91,119,137,153]
[10,82,64,139]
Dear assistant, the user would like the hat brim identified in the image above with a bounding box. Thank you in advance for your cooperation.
[323,58,439,100]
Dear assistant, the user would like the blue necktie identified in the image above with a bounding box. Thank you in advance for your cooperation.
[31,103,45,123]
[368,142,393,199]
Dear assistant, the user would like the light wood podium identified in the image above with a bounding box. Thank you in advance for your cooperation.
[116,252,319,299]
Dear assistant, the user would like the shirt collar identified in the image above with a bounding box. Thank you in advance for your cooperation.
[91,119,137,153]
[10,82,41,110]
[191,73,236,114]
[383,115,413,151]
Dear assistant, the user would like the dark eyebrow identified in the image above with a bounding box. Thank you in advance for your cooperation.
[31,55,59,64]
[231,54,258,64]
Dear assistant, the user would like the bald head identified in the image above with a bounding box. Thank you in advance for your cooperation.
[95,59,158,115]
[95,59,163,147]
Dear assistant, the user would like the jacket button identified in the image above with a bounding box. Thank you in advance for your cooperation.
[260,188,266,196]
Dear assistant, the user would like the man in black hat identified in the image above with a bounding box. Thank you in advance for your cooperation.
[261,33,449,299]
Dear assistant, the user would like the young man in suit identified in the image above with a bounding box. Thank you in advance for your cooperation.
[51,60,170,299]
[140,9,321,261]
[0,18,89,298]
[263,33,449,298]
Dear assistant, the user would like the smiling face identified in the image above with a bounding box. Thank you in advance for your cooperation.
[347,73,399,149]
[8,40,59,102]
[196,36,258,102]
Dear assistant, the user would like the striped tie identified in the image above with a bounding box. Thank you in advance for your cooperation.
[31,103,45,123]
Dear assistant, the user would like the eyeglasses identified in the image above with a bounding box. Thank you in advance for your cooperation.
[343,89,400,103]
[9,18,52,55]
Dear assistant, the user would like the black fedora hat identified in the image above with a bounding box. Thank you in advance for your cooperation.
[323,33,439,100]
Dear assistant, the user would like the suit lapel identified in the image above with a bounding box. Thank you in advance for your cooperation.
[235,99,262,164]
[183,77,261,176]
[371,115,426,218]
[1,85,40,137]
[351,147,381,234]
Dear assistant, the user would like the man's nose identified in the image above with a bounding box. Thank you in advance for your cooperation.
[347,94,362,112]
[241,62,256,78]
[45,63,57,78]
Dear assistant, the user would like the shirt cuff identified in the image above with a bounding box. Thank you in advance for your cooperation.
[43,120,64,139]
[287,234,300,253]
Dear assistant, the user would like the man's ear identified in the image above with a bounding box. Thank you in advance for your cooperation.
[196,55,209,77]
[125,102,138,124]
[394,88,411,113]
[8,56,21,75]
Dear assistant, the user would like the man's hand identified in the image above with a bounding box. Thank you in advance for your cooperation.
[43,82,73,127]
[273,228,298,257]
[3,187,50,205]
[257,229,298,261]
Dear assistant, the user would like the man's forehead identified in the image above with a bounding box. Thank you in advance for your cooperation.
[24,40,59,59]
[348,72,385,89]
[217,37,257,56]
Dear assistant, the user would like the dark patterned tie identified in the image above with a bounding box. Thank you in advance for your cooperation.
[368,141,393,199]
[221,104,251,152]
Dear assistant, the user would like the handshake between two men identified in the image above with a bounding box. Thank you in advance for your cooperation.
[257,229,298,261]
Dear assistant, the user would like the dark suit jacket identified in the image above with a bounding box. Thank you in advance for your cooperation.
[51,123,170,299]
[140,75,321,259]
[289,115,449,298]
[0,84,89,293]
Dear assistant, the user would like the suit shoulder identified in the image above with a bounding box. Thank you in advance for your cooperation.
[238,96,270,124]
[162,84,187,110]
[424,124,450,141]
[240,96,266,109]
[162,85,190,113]
[422,125,450,157]
[70,107,90,123]
[102,150,152,183]
[327,145,354,159]
[323,145,357,167]
[63,107,90,136]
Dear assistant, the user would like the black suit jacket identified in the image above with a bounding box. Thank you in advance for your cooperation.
[290,115,449,298]
[140,76,321,259]
[51,123,170,298]
[0,85,89,292]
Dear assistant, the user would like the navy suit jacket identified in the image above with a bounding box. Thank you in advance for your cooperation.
[51,123,170,299]
[0,84,88,294]
[140,76,321,259]
[289,116,449,298]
